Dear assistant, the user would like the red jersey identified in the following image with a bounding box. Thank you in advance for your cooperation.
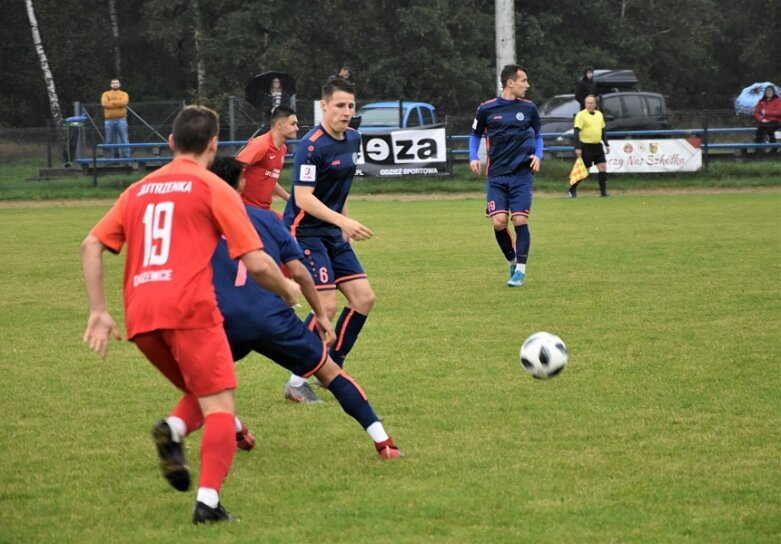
[236,131,286,209]
[90,157,262,339]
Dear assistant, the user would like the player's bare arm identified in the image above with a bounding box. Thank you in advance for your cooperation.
[240,249,301,306]
[286,259,336,345]
[80,234,121,358]
[294,186,373,241]
[273,182,290,201]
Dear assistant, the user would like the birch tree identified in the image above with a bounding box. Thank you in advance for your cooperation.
[25,0,63,128]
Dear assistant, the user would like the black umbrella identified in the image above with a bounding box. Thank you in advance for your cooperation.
[245,71,296,108]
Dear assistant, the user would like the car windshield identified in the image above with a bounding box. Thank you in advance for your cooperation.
[539,96,579,117]
[358,107,403,127]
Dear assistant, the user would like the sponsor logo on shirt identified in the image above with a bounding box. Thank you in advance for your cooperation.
[137,181,192,196]
[331,159,341,166]
[493,115,503,120]
[133,269,173,286]
[300,164,316,182]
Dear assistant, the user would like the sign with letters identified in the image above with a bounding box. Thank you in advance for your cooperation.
[355,126,449,177]
[591,138,702,173]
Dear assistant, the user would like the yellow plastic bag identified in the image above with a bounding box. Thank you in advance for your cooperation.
[568,157,588,186]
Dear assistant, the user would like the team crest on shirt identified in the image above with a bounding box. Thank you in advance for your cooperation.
[516,112,525,121]
[300,164,316,181]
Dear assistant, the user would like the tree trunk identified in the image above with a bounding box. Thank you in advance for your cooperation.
[192,0,206,101]
[108,0,122,76]
[25,0,63,129]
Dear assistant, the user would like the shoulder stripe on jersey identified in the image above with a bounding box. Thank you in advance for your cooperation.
[290,209,306,238]
[480,98,498,107]
[308,128,324,142]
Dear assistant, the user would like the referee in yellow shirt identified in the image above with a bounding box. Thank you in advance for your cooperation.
[571,95,610,197]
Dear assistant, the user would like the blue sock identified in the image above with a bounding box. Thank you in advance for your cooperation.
[330,308,367,367]
[327,373,379,430]
[494,228,516,262]
[514,224,530,265]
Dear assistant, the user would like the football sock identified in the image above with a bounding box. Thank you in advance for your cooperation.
[170,394,203,436]
[598,172,608,194]
[327,372,380,430]
[514,224,531,265]
[330,308,368,367]
[198,412,236,491]
[196,487,219,509]
[234,416,243,433]
[515,263,527,274]
[288,375,308,388]
[494,227,516,262]
[367,421,390,443]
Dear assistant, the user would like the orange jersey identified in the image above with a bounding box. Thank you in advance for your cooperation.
[236,131,286,209]
[90,157,263,339]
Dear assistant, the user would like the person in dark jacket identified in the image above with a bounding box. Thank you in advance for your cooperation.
[574,67,597,109]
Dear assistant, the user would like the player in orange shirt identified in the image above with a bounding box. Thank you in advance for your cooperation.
[236,105,299,213]
[81,105,301,524]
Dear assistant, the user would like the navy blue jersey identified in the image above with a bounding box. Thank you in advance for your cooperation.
[283,125,362,238]
[470,97,543,178]
[212,205,303,343]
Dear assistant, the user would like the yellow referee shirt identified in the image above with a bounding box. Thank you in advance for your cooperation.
[574,109,605,144]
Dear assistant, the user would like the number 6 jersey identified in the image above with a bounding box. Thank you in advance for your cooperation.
[90,156,262,339]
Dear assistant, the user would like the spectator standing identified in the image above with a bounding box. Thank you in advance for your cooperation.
[330,65,353,84]
[236,105,297,212]
[469,64,543,288]
[574,67,597,110]
[80,105,300,524]
[262,77,289,117]
[570,95,610,198]
[753,85,781,154]
[101,78,131,159]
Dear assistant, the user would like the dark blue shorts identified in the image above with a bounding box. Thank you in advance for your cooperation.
[297,235,367,291]
[485,171,533,219]
[230,306,327,378]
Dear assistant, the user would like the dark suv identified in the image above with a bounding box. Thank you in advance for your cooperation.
[539,92,670,137]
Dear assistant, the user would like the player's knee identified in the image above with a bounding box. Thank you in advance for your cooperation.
[492,217,508,231]
[512,215,529,227]
[350,287,375,314]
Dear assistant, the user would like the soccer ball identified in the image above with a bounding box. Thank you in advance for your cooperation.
[520,332,568,379]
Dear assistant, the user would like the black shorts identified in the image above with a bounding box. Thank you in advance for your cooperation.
[581,143,606,167]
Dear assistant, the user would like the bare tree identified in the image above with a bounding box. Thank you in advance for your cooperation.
[108,0,122,76]
[25,0,63,128]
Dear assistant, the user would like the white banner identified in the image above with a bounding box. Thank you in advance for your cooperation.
[590,138,702,173]
[355,126,449,177]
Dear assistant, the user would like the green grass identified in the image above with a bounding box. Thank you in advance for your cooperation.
[1,193,780,543]
[1,157,780,201]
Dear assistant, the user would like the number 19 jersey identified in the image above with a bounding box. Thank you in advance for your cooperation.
[90,157,262,339]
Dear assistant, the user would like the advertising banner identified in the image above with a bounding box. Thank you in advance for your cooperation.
[590,138,702,173]
[356,126,449,177]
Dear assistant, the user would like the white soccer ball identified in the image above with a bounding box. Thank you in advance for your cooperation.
[520,332,568,379]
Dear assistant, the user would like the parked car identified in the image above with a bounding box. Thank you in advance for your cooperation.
[539,91,670,139]
[356,101,438,132]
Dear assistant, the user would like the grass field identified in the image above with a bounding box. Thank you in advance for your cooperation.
[1,191,780,543]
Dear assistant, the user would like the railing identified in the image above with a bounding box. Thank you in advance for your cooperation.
[84,126,779,184]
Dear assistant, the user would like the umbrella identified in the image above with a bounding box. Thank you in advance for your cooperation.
[734,82,781,116]
[245,71,296,109]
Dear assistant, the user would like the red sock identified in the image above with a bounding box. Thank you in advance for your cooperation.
[198,412,236,491]
[170,394,203,435]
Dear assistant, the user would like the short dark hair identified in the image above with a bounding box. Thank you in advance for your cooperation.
[500,64,527,87]
[322,77,355,100]
[271,105,296,123]
[171,105,219,154]
[209,156,245,189]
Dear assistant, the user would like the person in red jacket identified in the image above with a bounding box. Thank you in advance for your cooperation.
[753,85,781,154]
